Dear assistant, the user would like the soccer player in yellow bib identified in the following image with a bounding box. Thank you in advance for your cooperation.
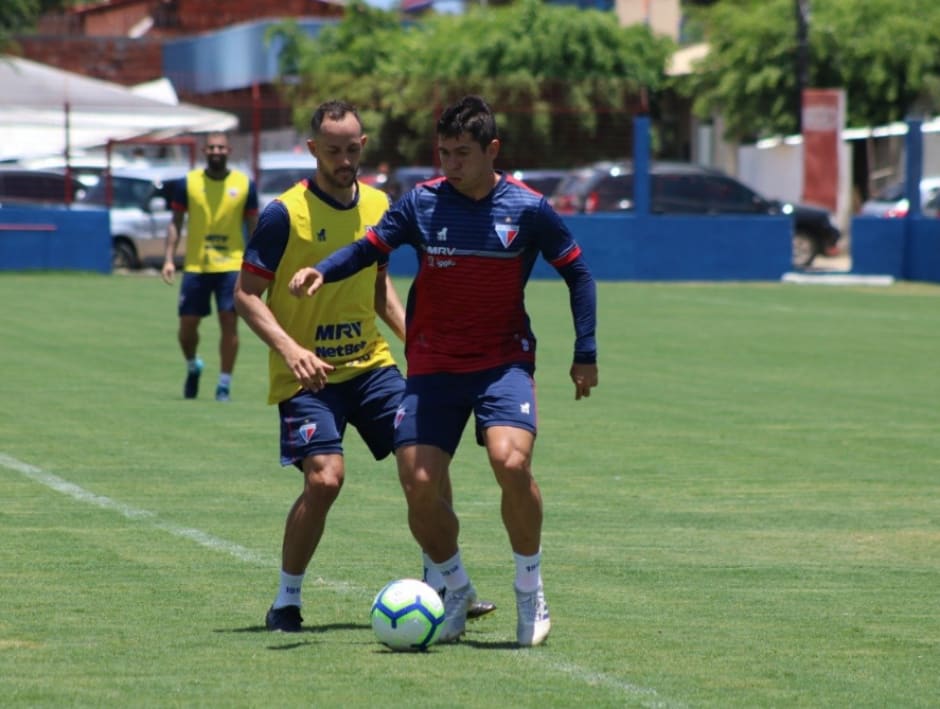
[162,132,259,401]
[234,100,494,632]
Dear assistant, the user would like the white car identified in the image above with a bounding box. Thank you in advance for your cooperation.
[80,165,188,270]
[254,150,317,211]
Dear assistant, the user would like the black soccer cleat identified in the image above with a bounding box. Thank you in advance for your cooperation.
[437,585,496,621]
[265,604,303,632]
[467,599,497,620]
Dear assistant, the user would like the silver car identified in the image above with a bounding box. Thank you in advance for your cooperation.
[255,150,317,211]
[859,176,940,218]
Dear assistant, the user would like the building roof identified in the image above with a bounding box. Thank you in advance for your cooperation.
[0,55,237,161]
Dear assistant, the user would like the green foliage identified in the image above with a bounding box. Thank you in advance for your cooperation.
[0,0,38,50]
[684,0,940,141]
[1,0,98,49]
[274,0,673,167]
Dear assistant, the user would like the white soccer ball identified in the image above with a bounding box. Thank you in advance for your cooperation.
[370,578,445,652]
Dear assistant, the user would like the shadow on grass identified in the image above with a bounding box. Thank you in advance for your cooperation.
[458,638,524,651]
[219,622,369,635]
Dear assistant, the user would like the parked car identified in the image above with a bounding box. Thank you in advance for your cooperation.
[361,166,441,202]
[925,191,940,218]
[858,176,940,218]
[80,165,188,270]
[255,150,317,210]
[509,168,568,197]
[0,167,87,205]
[549,161,840,267]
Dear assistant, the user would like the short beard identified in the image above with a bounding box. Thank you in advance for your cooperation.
[321,166,357,190]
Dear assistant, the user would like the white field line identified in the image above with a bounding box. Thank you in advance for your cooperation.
[0,452,272,566]
[1,451,676,706]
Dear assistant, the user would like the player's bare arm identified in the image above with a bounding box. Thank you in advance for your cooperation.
[234,270,334,391]
[161,210,185,285]
[288,267,325,297]
[374,269,406,343]
[570,362,598,400]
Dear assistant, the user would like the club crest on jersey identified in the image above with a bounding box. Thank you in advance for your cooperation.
[299,422,318,443]
[495,223,519,248]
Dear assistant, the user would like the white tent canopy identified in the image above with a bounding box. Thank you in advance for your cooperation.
[0,56,238,162]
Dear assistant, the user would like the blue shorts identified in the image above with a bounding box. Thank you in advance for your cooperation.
[277,365,405,467]
[393,364,537,456]
[178,271,238,317]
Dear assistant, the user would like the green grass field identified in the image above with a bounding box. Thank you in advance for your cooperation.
[1,272,938,708]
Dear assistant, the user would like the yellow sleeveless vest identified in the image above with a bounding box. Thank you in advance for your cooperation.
[264,180,396,403]
[183,168,250,273]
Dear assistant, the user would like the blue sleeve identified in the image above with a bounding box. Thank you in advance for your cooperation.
[536,196,596,364]
[172,176,188,209]
[315,238,383,282]
[558,257,597,364]
[243,201,290,273]
[246,179,259,212]
[533,199,580,264]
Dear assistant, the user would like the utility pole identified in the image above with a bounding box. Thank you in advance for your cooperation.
[795,0,810,132]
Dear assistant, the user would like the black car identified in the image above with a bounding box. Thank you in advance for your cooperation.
[549,161,840,267]
[0,167,87,206]
[509,168,568,197]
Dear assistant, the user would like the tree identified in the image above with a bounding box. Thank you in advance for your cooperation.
[271,0,673,167]
[681,0,940,142]
[1,0,39,50]
[1,0,87,50]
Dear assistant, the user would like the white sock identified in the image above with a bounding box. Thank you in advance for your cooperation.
[273,570,304,609]
[513,549,542,593]
[433,550,470,591]
[423,551,445,592]
[218,373,232,388]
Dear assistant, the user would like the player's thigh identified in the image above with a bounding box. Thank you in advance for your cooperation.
[393,372,473,457]
[214,271,239,314]
[348,365,405,461]
[277,389,346,467]
[178,272,213,317]
[474,365,538,445]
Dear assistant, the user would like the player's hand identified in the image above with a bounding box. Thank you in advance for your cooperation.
[289,267,325,297]
[570,362,598,400]
[284,345,335,392]
[161,261,175,285]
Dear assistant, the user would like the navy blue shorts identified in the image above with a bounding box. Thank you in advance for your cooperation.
[178,271,238,317]
[393,364,537,456]
[277,365,405,467]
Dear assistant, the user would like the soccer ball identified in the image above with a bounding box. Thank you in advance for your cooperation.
[370,578,445,652]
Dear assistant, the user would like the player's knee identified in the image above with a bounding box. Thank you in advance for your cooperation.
[302,461,345,501]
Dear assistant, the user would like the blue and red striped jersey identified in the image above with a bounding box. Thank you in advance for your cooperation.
[359,172,595,376]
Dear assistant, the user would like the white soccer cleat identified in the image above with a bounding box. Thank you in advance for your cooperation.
[437,582,476,643]
[515,584,551,647]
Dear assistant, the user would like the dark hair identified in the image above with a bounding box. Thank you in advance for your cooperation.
[437,95,497,150]
[310,100,362,134]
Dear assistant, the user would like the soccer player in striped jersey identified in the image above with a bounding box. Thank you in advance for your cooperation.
[233,101,494,633]
[289,95,599,646]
